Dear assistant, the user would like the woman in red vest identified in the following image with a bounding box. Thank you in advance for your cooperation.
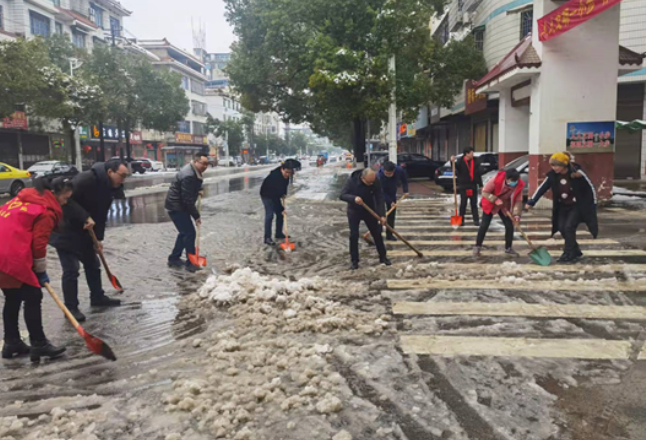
[474,168,525,257]
[0,177,73,362]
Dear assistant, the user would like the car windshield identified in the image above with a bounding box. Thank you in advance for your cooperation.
[503,156,529,170]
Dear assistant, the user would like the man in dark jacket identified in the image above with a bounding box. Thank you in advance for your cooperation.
[260,163,293,245]
[50,160,128,322]
[165,153,208,272]
[526,152,598,263]
[340,168,391,270]
[451,147,482,226]
[377,161,409,241]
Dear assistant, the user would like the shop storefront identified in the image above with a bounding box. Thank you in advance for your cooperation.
[162,133,209,170]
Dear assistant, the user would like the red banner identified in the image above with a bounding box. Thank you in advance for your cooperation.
[1,111,28,130]
[538,0,624,42]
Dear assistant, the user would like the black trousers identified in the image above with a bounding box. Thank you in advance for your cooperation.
[459,188,480,225]
[262,198,284,240]
[2,284,46,343]
[348,210,387,263]
[385,200,397,238]
[57,245,104,309]
[476,211,514,249]
[558,205,582,256]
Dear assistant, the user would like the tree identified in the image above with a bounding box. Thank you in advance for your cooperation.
[225,0,487,161]
[206,114,245,156]
[288,131,310,155]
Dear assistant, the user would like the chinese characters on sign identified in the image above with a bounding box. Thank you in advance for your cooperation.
[465,80,487,115]
[538,0,623,42]
[174,133,208,145]
[566,121,615,154]
[89,125,143,144]
[1,111,28,130]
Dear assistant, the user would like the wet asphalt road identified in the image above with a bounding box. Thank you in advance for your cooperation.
[4,164,646,440]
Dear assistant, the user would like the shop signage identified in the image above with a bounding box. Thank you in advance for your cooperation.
[566,121,615,154]
[90,125,143,144]
[130,131,143,144]
[78,126,89,140]
[430,106,440,124]
[1,111,28,130]
[465,80,487,115]
[538,0,624,42]
[175,132,208,145]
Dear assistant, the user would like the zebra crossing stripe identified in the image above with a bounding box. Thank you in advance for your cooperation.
[388,249,646,258]
[399,335,632,360]
[389,230,578,238]
[390,239,617,247]
[386,279,646,292]
[398,218,553,223]
[389,263,646,272]
[393,301,646,320]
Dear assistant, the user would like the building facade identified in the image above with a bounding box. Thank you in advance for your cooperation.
[412,0,646,186]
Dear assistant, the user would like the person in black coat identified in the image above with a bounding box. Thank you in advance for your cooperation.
[165,153,208,272]
[526,152,598,263]
[340,168,391,270]
[50,160,128,322]
[451,147,482,226]
[377,161,409,241]
[260,163,294,245]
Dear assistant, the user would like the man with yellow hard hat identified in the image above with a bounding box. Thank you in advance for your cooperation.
[525,152,598,263]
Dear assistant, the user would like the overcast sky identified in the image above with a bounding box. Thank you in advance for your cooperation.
[122,0,236,54]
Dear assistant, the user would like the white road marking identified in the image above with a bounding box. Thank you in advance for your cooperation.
[390,263,646,272]
[393,301,646,320]
[388,249,646,258]
[386,279,646,292]
[400,335,632,360]
[390,239,617,247]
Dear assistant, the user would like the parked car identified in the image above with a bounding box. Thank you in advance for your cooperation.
[374,153,444,179]
[368,151,389,170]
[207,156,217,168]
[435,152,499,191]
[0,162,33,197]
[28,161,79,183]
[309,155,319,166]
[329,156,338,163]
[219,156,239,167]
[481,155,530,198]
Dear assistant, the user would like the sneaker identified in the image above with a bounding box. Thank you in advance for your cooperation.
[574,249,584,258]
[91,296,121,307]
[505,248,519,257]
[167,258,184,268]
[2,339,31,359]
[380,257,392,266]
[350,261,359,270]
[30,339,66,363]
[557,253,577,263]
[68,308,86,322]
[184,264,203,273]
[473,246,482,257]
[386,235,397,242]
[264,238,276,246]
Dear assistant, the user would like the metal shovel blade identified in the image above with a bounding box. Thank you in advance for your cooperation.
[280,241,296,251]
[529,247,552,266]
[188,248,207,267]
[450,215,462,228]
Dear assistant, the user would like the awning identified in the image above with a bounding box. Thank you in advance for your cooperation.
[475,35,541,92]
[616,120,646,132]
[619,46,645,66]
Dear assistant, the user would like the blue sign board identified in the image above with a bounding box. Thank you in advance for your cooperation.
[566,121,615,154]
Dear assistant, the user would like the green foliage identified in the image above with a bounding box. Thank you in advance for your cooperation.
[224,0,485,147]
[206,114,245,156]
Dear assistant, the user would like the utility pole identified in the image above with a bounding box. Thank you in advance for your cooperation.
[69,58,84,170]
[388,55,397,163]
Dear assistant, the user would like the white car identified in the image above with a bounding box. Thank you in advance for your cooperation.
[309,156,318,166]
[148,160,165,172]
[219,156,237,167]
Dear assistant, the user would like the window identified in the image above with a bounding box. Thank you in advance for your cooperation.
[191,101,207,116]
[181,76,189,90]
[55,22,63,35]
[191,80,205,96]
[177,121,191,133]
[30,11,51,37]
[52,0,61,6]
[89,4,103,28]
[473,28,485,52]
[437,18,449,46]
[520,9,533,39]
[223,98,228,108]
[72,31,86,49]
[0,165,8,173]
[0,5,3,29]
[110,17,120,37]
[193,122,206,136]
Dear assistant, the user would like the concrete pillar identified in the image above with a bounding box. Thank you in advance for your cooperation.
[498,87,530,166]
[529,0,620,201]
[642,89,646,179]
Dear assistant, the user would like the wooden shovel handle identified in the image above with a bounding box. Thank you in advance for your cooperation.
[88,228,114,278]
[503,210,537,251]
[362,194,408,240]
[451,160,458,214]
[44,283,81,331]
[361,203,423,258]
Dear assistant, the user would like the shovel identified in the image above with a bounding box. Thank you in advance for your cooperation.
[88,228,124,293]
[188,196,207,267]
[280,198,296,251]
[450,160,462,228]
[504,210,552,266]
[362,203,423,258]
[44,283,117,361]
[363,194,408,245]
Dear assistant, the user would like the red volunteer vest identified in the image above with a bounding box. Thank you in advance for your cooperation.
[481,171,525,215]
[0,196,46,287]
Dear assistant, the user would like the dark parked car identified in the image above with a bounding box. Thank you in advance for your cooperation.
[28,161,79,183]
[374,153,444,180]
[111,156,149,174]
[435,152,499,191]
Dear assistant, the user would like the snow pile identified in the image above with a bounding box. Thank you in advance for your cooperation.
[0,406,106,440]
